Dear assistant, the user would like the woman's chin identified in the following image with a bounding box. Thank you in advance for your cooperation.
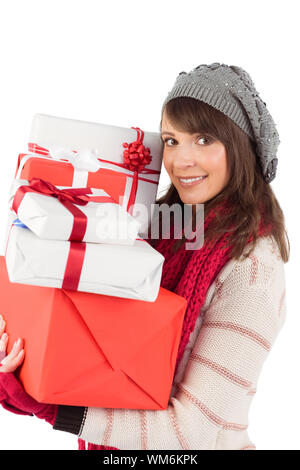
[177,190,206,205]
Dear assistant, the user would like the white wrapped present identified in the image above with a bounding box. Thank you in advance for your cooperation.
[5,224,165,301]
[15,113,163,236]
[9,178,141,245]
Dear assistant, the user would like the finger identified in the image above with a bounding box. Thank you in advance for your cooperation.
[1,347,24,367]
[12,349,25,368]
[0,316,6,337]
[0,332,8,348]
[0,333,8,359]
[0,350,6,362]
[1,338,23,365]
[5,338,23,361]
[0,349,25,373]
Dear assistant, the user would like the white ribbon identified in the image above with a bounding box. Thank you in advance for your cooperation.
[47,145,102,173]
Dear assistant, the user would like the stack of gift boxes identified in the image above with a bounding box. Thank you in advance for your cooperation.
[0,114,187,410]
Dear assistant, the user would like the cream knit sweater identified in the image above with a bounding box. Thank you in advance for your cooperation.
[77,235,287,450]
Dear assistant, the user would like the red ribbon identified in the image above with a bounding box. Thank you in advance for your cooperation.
[13,178,91,241]
[61,241,86,291]
[12,177,116,241]
[12,177,116,291]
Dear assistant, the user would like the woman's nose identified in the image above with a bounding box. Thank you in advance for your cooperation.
[172,153,197,170]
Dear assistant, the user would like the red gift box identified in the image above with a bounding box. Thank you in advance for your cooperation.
[0,256,187,409]
[15,151,128,206]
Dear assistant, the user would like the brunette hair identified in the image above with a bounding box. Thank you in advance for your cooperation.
[153,97,289,262]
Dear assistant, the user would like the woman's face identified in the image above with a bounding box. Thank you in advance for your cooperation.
[161,112,229,204]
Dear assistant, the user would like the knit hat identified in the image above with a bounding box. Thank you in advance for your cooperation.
[161,62,280,183]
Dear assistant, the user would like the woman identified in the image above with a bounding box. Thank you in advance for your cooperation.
[0,62,289,450]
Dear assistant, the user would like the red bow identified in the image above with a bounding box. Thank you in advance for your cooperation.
[25,177,92,206]
[12,178,94,244]
[122,127,152,172]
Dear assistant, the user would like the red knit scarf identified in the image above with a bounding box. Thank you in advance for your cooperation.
[79,200,271,451]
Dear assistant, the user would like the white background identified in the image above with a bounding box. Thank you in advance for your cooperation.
[0,0,298,450]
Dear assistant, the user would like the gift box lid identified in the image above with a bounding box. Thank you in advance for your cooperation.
[29,113,163,173]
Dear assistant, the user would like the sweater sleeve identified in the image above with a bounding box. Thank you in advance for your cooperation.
[54,242,287,450]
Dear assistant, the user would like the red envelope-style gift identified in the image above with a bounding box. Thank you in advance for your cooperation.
[0,257,187,409]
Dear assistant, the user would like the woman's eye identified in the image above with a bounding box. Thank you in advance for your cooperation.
[163,137,176,145]
[198,136,210,145]
[162,136,211,146]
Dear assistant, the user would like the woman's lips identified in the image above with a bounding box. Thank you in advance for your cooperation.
[177,175,208,188]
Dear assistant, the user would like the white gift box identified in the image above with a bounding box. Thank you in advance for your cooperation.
[17,113,164,236]
[9,179,141,245]
[5,224,165,301]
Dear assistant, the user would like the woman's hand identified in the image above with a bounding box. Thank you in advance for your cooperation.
[0,315,25,373]
[0,314,58,424]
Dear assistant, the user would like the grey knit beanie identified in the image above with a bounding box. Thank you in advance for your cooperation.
[161,62,280,183]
